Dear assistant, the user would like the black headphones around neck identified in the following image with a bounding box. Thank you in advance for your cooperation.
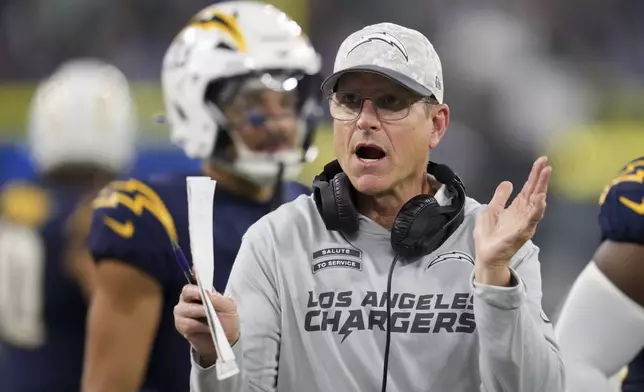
[312,160,467,260]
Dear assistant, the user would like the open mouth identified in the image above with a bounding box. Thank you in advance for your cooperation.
[355,144,386,162]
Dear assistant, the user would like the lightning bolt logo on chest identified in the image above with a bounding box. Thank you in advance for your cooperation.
[346,32,409,62]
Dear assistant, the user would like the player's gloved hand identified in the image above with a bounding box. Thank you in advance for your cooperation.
[174,284,240,365]
[473,156,552,286]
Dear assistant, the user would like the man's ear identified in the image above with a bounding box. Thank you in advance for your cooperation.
[429,104,450,149]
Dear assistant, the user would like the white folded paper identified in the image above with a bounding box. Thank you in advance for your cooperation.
[186,176,240,380]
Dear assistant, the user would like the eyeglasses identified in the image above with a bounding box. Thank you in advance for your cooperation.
[328,91,434,122]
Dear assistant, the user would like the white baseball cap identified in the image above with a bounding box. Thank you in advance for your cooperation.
[321,22,444,103]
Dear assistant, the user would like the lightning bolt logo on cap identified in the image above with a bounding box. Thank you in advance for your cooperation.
[345,32,409,62]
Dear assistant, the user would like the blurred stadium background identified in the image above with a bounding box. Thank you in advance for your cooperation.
[1,0,644,317]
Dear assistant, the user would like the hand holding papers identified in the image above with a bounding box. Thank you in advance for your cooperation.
[186,176,240,380]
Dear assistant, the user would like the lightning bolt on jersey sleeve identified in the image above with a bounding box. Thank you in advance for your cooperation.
[599,157,644,245]
[89,179,179,285]
[189,194,564,392]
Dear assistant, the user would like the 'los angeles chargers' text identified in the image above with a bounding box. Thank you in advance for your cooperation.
[304,291,476,343]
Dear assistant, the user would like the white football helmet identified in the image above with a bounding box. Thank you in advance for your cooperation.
[28,59,137,174]
[161,1,323,186]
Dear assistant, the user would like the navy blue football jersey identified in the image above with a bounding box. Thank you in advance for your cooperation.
[88,172,310,392]
[598,157,644,391]
[0,180,92,392]
[599,156,644,245]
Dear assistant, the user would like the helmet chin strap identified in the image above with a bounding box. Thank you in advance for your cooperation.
[227,130,302,183]
[269,162,285,211]
[208,157,287,209]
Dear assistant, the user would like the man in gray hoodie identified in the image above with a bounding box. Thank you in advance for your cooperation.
[174,22,565,392]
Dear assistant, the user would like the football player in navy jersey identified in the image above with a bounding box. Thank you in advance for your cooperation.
[0,59,137,392]
[556,156,644,392]
[82,2,323,391]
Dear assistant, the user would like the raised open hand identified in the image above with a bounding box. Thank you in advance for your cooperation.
[473,156,551,279]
